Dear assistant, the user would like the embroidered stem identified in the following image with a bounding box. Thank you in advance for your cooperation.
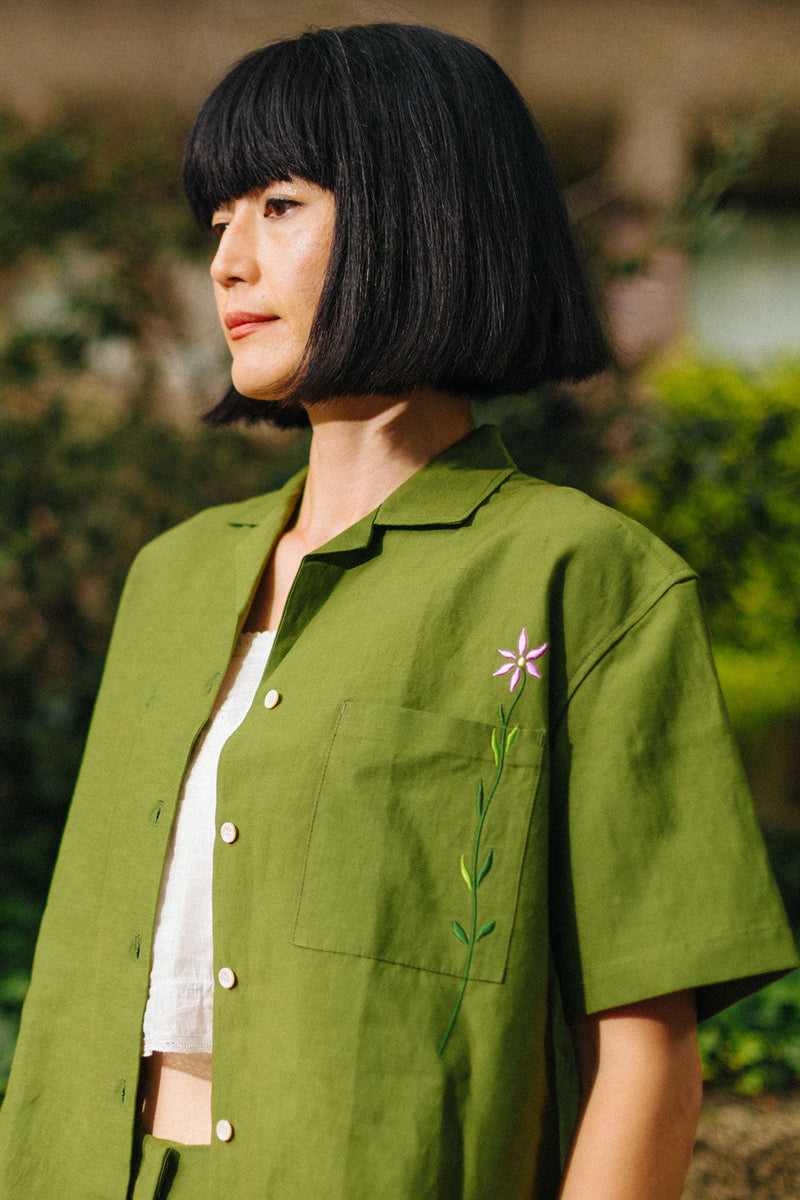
[437,674,526,1057]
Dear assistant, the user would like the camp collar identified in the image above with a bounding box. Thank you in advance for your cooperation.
[228,424,516,540]
[374,423,515,527]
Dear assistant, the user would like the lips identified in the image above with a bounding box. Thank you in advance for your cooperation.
[225,311,278,339]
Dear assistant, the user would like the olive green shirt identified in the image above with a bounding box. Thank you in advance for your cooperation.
[0,425,795,1198]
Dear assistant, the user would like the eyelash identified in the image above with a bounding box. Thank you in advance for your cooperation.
[264,196,296,218]
[211,196,297,238]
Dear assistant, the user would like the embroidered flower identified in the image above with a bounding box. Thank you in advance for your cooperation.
[493,628,548,691]
[438,629,548,1057]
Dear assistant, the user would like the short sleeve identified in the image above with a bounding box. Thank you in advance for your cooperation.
[549,576,798,1022]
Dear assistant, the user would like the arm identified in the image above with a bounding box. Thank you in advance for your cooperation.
[559,989,703,1200]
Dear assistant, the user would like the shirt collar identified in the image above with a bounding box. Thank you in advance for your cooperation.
[227,423,516,557]
[374,424,515,528]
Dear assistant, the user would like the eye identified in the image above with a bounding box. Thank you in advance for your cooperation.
[211,220,228,240]
[264,196,297,218]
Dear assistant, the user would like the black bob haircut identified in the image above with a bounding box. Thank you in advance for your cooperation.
[183,23,610,427]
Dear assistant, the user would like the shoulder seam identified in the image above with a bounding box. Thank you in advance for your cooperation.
[553,571,697,728]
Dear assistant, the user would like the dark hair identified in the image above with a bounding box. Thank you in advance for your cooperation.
[183,23,610,426]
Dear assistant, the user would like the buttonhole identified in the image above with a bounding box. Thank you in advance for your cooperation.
[134,934,141,961]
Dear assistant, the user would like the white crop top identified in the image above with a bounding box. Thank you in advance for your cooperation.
[141,629,275,1056]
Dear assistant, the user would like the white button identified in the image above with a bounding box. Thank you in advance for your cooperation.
[218,966,237,990]
[216,1118,234,1142]
[220,822,238,844]
[264,688,281,709]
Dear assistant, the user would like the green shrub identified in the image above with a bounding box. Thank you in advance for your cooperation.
[605,360,800,737]
[699,969,800,1095]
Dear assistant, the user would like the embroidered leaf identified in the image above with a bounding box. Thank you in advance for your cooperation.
[452,920,469,945]
[440,634,548,1056]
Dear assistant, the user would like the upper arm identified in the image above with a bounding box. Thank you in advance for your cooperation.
[571,989,703,1108]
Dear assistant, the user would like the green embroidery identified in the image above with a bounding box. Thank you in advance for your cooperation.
[437,628,547,1057]
[437,680,524,1055]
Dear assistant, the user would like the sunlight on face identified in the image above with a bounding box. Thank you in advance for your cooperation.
[210,180,335,400]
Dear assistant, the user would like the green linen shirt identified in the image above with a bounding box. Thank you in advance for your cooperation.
[1,424,795,1199]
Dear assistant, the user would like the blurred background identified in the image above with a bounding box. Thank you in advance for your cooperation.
[1,1,799,1192]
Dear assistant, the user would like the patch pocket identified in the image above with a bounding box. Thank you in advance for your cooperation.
[293,701,545,981]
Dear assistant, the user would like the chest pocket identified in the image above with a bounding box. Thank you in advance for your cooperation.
[292,700,545,981]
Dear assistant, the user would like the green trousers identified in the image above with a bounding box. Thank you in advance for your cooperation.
[128,1134,209,1200]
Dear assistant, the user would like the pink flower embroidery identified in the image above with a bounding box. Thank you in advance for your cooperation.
[493,628,548,692]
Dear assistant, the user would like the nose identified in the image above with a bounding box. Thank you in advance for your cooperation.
[210,209,259,287]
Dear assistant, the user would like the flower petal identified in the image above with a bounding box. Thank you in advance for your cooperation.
[509,667,521,691]
[493,663,514,676]
[525,641,548,661]
[525,660,541,678]
[517,628,528,656]
[497,649,516,659]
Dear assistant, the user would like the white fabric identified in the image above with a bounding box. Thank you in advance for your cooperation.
[141,629,275,1055]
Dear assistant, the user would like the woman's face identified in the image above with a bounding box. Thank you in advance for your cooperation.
[210,179,335,400]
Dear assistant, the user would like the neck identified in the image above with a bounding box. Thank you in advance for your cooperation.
[291,389,475,548]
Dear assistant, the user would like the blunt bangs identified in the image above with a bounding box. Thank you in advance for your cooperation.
[185,24,611,427]
[183,39,339,228]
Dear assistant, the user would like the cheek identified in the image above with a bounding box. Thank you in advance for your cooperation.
[295,231,333,313]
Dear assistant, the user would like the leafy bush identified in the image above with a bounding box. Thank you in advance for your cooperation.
[699,970,800,1095]
[604,360,800,737]
[698,830,800,1096]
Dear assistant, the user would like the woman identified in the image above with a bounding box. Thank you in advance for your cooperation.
[0,23,795,1200]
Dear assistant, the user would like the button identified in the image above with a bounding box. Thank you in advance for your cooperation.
[220,822,238,844]
[216,1118,234,1142]
[218,966,237,990]
[264,688,281,709]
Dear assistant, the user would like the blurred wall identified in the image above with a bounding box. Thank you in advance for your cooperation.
[3,0,800,204]
[4,0,800,368]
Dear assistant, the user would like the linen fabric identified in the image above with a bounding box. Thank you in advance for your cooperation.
[142,629,275,1056]
[1,425,795,1199]
[128,1134,209,1200]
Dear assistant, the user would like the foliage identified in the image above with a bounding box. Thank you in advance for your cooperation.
[698,833,800,1097]
[700,969,800,1095]
[0,105,201,269]
[657,104,781,258]
[0,106,218,421]
[604,360,800,736]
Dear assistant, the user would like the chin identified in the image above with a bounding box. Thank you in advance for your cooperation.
[230,359,299,401]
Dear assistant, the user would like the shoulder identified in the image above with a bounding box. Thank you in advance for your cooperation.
[484,470,699,699]
[495,470,690,577]
[126,480,297,584]
[487,470,695,606]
